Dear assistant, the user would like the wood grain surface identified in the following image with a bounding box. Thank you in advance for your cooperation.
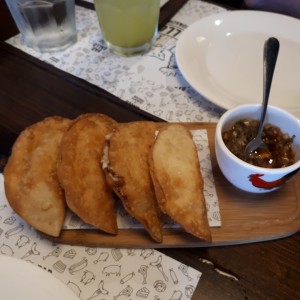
[41,123,300,248]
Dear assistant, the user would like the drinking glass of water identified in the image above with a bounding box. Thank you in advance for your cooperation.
[5,0,77,53]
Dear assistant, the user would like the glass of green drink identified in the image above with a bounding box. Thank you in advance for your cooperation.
[94,0,160,56]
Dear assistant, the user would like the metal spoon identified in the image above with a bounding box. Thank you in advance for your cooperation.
[244,37,280,156]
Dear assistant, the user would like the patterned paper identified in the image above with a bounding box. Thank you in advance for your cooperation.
[0,174,201,300]
[6,1,227,124]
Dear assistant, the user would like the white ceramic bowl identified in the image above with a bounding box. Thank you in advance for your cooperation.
[215,104,300,193]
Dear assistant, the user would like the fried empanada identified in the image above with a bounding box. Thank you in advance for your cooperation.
[57,113,118,235]
[149,124,212,242]
[103,121,162,242]
[4,116,71,237]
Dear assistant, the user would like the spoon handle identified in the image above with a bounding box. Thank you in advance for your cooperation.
[257,37,280,136]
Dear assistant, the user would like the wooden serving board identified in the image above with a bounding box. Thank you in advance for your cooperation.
[43,123,300,248]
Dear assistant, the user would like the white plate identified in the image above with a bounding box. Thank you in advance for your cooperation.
[0,255,79,300]
[176,10,300,117]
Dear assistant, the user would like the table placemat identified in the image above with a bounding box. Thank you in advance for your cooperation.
[6,0,227,123]
[0,173,201,300]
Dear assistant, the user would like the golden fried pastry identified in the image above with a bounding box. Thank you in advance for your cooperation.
[149,124,212,242]
[103,121,162,242]
[57,113,118,235]
[4,116,71,237]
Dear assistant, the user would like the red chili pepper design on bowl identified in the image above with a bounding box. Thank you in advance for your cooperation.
[248,168,300,190]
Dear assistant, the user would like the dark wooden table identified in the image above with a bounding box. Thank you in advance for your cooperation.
[1,1,300,299]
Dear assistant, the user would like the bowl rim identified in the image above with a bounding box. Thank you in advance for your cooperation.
[216,104,300,174]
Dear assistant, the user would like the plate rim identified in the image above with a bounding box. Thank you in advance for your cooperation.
[0,254,79,300]
[175,10,300,115]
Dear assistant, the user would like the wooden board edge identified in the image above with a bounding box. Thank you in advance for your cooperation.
[40,122,300,248]
[40,225,300,249]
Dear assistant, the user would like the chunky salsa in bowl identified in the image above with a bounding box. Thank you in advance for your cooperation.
[222,119,296,168]
[215,104,300,193]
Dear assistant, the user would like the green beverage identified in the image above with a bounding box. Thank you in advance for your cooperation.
[94,0,160,56]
